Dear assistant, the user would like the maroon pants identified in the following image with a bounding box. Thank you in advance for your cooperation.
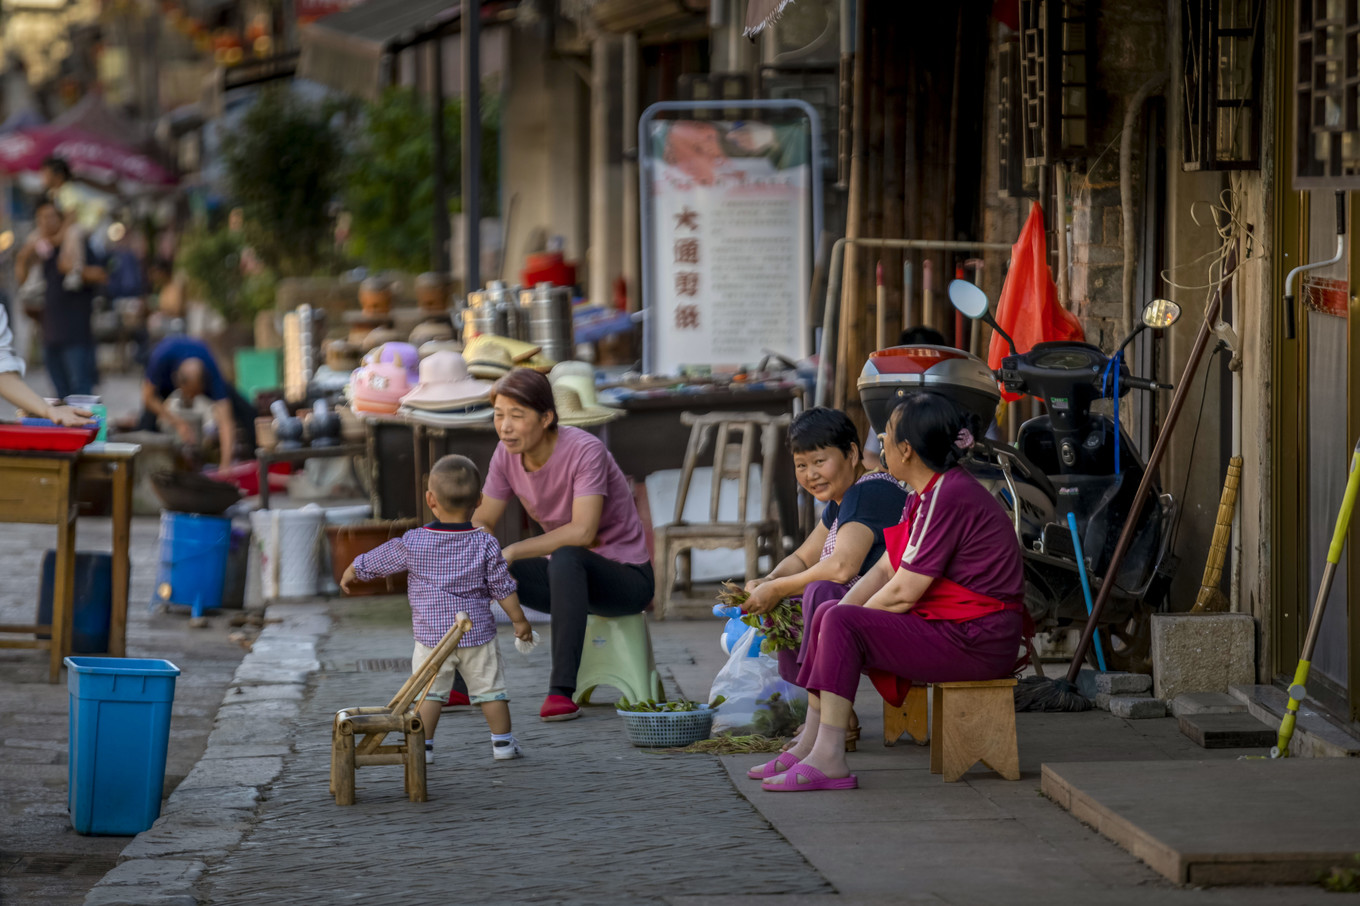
[776,579,852,685]
[795,602,1022,701]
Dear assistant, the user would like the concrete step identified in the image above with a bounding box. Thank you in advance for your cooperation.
[1228,684,1360,758]
[1177,712,1276,749]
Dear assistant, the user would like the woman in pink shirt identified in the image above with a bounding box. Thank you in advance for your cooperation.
[473,369,654,721]
[750,392,1026,791]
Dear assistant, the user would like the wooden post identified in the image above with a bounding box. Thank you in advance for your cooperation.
[109,457,131,657]
[405,715,427,802]
[334,720,356,806]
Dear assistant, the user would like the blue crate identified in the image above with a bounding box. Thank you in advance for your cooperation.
[66,657,180,835]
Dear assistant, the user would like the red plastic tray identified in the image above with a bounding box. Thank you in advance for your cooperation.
[0,424,98,452]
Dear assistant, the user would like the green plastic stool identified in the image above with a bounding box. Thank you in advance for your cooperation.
[573,612,665,705]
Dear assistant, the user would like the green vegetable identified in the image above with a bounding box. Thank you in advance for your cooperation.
[717,580,805,655]
[615,696,724,713]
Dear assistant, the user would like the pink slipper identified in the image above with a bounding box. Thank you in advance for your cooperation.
[747,752,802,780]
[761,762,858,792]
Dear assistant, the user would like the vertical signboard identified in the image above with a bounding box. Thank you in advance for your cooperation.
[640,101,821,375]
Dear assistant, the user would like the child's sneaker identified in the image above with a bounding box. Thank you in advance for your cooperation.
[492,737,523,760]
[425,742,434,764]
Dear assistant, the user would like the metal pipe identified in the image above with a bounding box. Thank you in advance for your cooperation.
[462,0,481,290]
[1066,286,1224,682]
[1054,162,1069,308]
[621,31,640,311]
[902,260,913,333]
[431,37,450,272]
[1284,191,1346,340]
[813,235,1011,407]
[1120,75,1165,335]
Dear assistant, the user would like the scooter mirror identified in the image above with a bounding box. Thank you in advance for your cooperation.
[948,279,990,320]
[1142,299,1181,329]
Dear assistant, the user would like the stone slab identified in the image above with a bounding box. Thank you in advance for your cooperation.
[1178,713,1276,749]
[1042,759,1360,885]
[87,858,206,888]
[1151,613,1254,701]
[1168,692,1245,719]
[1109,696,1165,719]
[1095,672,1152,695]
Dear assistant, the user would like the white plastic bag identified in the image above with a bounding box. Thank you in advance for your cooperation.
[709,626,808,737]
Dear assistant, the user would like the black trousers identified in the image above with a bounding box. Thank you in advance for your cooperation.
[509,547,655,697]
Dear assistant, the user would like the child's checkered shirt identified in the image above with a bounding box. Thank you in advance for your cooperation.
[352,522,516,648]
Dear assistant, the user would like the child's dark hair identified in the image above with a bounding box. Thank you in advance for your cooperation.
[429,454,482,514]
[889,392,980,473]
[787,406,860,458]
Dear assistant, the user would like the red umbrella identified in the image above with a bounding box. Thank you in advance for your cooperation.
[0,125,175,187]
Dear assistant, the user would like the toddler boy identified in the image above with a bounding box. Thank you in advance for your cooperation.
[342,454,532,762]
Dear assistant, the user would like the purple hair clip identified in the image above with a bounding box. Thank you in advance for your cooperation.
[955,428,975,450]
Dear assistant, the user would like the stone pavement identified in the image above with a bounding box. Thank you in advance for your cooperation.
[0,512,246,906]
[198,598,829,906]
[74,595,1360,905]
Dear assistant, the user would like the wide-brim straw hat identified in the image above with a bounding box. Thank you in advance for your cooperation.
[465,334,541,365]
[400,350,493,411]
[466,343,515,380]
[552,383,622,427]
[549,360,594,383]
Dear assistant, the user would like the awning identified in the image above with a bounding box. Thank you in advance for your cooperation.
[296,0,461,100]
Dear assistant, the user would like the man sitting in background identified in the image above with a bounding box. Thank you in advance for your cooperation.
[136,335,256,468]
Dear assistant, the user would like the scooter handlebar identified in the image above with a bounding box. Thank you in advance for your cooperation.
[1123,375,1174,392]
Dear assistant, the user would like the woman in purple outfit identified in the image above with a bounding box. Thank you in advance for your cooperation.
[740,407,907,749]
[749,392,1026,792]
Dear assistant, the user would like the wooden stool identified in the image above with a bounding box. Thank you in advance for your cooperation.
[329,614,471,805]
[929,679,1020,782]
[883,684,930,747]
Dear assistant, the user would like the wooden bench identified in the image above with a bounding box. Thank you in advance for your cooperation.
[882,678,1020,782]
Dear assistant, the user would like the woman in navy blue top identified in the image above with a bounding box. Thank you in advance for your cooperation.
[741,408,908,695]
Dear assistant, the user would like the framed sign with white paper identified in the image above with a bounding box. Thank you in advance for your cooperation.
[639,100,822,375]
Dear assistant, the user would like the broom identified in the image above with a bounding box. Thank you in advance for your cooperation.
[1191,456,1242,614]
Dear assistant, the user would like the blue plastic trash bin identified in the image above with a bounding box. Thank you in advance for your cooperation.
[65,656,180,835]
[36,551,113,653]
[153,511,231,618]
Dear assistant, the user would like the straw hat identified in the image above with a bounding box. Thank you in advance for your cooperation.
[464,333,541,365]
[418,339,463,360]
[400,351,493,411]
[361,327,403,353]
[466,343,515,380]
[549,360,594,383]
[552,381,622,427]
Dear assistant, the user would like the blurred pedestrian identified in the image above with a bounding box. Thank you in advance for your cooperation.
[15,200,97,399]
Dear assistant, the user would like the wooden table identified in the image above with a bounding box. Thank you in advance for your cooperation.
[0,451,79,683]
[255,443,368,509]
[364,384,806,536]
[76,443,139,659]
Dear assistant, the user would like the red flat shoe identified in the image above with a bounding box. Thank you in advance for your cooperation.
[540,694,581,721]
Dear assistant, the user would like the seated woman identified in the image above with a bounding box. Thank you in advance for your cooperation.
[472,368,654,722]
[741,407,907,746]
[750,392,1026,791]
[0,301,91,426]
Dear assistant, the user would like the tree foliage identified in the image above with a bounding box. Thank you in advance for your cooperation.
[177,225,277,325]
[221,88,345,276]
[343,86,500,273]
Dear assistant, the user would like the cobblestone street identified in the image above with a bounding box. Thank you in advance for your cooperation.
[203,601,830,905]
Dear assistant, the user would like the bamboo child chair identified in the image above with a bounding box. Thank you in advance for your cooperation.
[329,613,473,806]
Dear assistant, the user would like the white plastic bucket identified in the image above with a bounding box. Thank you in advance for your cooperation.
[318,505,373,594]
[249,506,326,600]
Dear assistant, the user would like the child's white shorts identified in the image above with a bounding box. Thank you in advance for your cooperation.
[412,638,508,703]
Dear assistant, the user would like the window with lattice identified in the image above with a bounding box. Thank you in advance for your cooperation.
[1295,0,1360,188]
[1020,0,1092,166]
[999,40,1039,197]
[1183,0,1263,171]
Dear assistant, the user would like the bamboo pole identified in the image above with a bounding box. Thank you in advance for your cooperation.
[835,0,869,410]
[1192,456,1242,613]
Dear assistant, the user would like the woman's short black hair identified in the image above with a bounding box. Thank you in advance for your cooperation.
[888,392,980,473]
[787,406,860,458]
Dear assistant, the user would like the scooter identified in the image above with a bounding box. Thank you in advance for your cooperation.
[856,281,1183,670]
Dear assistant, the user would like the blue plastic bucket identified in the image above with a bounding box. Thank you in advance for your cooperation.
[153,511,231,618]
[36,551,113,653]
[65,656,180,835]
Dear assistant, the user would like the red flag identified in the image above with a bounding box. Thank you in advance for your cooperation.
[989,202,1084,402]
